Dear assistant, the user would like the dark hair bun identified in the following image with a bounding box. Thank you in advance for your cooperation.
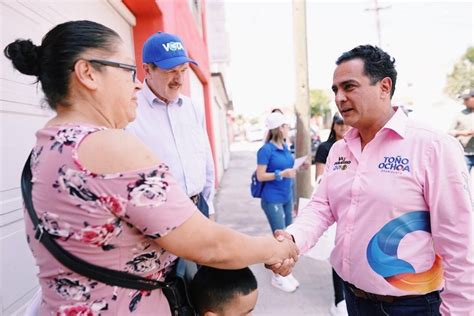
[4,39,41,76]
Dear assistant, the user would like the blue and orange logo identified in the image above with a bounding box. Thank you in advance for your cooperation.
[366,211,443,293]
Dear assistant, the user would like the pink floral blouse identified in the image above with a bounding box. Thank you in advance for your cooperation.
[24,124,196,315]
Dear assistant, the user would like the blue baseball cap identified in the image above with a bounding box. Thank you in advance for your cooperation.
[142,32,197,70]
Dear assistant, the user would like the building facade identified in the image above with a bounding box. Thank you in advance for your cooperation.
[206,0,233,178]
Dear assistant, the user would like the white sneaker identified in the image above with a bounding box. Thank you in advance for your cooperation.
[271,274,297,293]
[286,273,300,288]
[329,300,348,316]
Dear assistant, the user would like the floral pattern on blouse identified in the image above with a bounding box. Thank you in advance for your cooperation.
[48,275,96,301]
[127,169,170,207]
[56,299,109,316]
[50,127,85,153]
[25,124,196,315]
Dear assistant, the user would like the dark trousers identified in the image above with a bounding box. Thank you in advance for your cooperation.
[191,193,209,218]
[343,284,441,316]
[465,155,474,173]
[333,269,345,305]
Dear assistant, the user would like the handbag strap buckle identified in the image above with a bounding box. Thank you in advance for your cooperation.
[34,224,45,241]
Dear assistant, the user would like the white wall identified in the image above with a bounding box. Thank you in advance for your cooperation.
[0,1,135,314]
[217,98,230,171]
[210,82,230,175]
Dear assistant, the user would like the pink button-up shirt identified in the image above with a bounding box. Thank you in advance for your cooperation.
[287,109,474,315]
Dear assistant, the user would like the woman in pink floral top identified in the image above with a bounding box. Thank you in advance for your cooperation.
[4,21,298,315]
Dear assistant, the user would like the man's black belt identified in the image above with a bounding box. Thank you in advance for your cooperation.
[345,282,439,304]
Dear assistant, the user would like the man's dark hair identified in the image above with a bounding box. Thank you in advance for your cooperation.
[4,20,120,109]
[147,63,158,70]
[336,45,397,98]
[190,267,258,315]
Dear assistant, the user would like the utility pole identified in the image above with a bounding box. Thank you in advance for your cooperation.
[292,0,312,201]
[365,0,391,47]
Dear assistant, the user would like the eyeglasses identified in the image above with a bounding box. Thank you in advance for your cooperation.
[87,59,137,82]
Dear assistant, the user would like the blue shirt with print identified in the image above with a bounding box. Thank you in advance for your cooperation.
[257,142,294,203]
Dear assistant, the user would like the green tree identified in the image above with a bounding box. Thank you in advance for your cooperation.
[309,89,331,117]
[445,46,474,99]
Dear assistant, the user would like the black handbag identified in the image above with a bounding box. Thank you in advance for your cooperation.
[21,153,197,316]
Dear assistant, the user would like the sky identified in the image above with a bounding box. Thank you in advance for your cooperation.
[224,0,473,126]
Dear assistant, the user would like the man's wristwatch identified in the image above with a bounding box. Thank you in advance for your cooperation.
[274,169,283,181]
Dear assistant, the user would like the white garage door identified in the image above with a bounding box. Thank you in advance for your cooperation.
[0,1,135,314]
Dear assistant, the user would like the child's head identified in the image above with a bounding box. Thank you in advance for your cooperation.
[190,266,258,316]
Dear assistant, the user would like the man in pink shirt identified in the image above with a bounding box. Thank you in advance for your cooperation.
[271,45,474,315]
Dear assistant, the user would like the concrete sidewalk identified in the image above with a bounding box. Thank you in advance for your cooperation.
[214,141,334,316]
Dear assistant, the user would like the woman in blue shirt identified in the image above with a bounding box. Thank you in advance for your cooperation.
[256,111,299,292]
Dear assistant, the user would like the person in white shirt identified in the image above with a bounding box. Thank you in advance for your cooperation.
[127,32,215,219]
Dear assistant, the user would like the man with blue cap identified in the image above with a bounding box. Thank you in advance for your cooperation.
[127,32,215,218]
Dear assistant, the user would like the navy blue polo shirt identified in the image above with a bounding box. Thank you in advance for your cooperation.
[257,142,294,203]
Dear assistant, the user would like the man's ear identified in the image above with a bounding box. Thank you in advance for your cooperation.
[203,311,219,316]
[380,77,392,99]
[143,63,152,80]
[72,59,100,90]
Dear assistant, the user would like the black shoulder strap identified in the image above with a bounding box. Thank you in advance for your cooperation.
[21,153,168,291]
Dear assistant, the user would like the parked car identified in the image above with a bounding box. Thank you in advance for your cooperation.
[289,127,322,163]
[245,124,265,142]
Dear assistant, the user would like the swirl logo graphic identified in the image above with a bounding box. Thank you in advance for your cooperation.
[366,211,443,292]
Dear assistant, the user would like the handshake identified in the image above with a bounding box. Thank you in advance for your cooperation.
[264,230,299,276]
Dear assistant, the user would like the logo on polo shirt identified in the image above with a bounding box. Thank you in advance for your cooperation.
[333,156,351,171]
[162,42,184,52]
[366,211,443,293]
[378,155,410,173]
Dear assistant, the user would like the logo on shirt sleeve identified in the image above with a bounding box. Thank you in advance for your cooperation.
[378,155,411,174]
[366,211,443,293]
[333,156,351,171]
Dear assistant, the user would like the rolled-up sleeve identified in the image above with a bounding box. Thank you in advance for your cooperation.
[201,109,216,215]
[203,141,215,215]
[424,135,474,315]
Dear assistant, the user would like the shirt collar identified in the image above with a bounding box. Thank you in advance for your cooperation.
[382,107,408,138]
[344,107,408,141]
[142,80,183,107]
[269,141,288,151]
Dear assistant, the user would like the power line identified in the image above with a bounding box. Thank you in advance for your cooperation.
[365,0,391,47]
